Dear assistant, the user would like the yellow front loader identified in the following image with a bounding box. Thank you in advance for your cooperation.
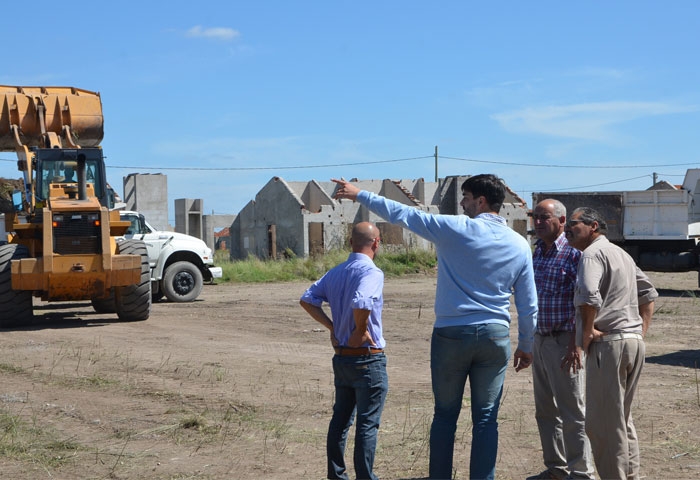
[0,86,150,327]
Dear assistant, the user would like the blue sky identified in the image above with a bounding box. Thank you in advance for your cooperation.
[1,1,698,223]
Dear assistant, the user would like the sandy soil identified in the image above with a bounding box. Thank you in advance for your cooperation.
[0,271,699,479]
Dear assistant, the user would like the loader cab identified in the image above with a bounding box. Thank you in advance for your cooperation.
[34,148,112,208]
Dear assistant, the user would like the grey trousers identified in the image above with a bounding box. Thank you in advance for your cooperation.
[585,335,645,480]
[533,332,595,479]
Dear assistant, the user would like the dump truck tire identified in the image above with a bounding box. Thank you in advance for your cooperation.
[0,244,33,327]
[91,291,116,313]
[162,261,203,303]
[114,240,151,321]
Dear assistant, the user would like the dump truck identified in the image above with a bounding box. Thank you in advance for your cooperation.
[533,169,700,285]
[0,86,151,327]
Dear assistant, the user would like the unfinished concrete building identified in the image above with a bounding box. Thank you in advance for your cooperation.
[123,173,169,231]
[229,175,529,260]
[174,198,204,238]
[203,214,236,253]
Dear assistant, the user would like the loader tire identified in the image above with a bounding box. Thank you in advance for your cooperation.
[114,240,151,321]
[0,244,33,328]
[91,291,116,313]
[162,261,203,303]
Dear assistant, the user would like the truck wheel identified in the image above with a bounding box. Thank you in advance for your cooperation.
[0,244,33,327]
[91,291,116,313]
[114,240,151,321]
[162,261,203,303]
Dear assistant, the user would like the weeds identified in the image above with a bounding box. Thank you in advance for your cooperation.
[0,363,24,374]
[215,247,437,283]
[0,408,81,469]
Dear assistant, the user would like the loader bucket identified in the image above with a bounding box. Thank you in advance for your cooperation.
[0,86,104,151]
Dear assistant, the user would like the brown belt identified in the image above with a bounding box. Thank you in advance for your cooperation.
[334,347,384,356]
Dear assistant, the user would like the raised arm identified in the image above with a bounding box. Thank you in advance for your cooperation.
[332,178,360,201]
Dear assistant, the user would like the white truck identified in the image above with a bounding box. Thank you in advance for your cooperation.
[533,168,700,286]
[118,211,222,302]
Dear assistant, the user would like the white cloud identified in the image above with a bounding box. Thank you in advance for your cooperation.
[186,25,240,41]
[491,101,697,141]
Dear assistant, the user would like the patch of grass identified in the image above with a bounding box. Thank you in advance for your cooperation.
[82,374,117,387]
[374,248,438,276]
[179,414,207,430]
[0,363,24,374]
[211,365,227,383]
[0,408,82,468]
[55,374,118,390]
[215,247,437,283]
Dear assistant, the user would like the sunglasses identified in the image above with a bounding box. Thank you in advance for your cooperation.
[565,219,584,228]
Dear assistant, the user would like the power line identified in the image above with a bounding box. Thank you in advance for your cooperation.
[441,155,699,169]
[107,155,434,171]
[0,154,696,170]
[529,174,652,192]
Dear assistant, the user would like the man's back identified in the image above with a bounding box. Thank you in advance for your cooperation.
[356,189,536,330]
[427,213,534,326]
[303,252,385,349]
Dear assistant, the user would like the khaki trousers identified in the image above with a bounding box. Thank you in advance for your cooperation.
[585,335,645,480]
[533,332,595,479]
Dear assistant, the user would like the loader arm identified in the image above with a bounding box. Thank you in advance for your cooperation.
[0,86,104,214]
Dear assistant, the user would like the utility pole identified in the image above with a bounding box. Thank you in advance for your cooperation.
[434,145,438,182]
[653,172,658,185]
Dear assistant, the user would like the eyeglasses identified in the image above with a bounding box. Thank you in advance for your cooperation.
[566,219,584,228]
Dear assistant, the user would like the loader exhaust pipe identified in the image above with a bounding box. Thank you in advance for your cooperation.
[77,153,87,201]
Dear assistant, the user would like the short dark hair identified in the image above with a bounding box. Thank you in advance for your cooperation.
[571,207,607,234]
[461,174,506,213]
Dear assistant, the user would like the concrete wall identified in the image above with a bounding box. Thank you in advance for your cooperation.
[439,175,530,238]
[231,177,307,260]
[123,174,169,231]
[174,198,203,239]
[232,175,531,260]
[203,214,236,252]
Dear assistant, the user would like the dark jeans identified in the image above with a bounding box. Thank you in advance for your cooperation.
[429,324,510,480]
[328,353,388,480]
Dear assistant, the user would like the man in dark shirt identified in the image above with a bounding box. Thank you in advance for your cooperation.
[527,199,594,480]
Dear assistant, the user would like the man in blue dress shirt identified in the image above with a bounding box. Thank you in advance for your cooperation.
[333,174,537,480]
[300,221,387,480]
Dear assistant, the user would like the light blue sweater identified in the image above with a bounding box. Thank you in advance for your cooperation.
[357,190,538,353]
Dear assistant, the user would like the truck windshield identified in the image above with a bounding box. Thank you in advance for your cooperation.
[123,214,151,235]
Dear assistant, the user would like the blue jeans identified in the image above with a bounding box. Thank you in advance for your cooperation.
[328,353,388,480]
[429,323,511,480]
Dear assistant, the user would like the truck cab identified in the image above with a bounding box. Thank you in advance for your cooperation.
[118,211,222,302]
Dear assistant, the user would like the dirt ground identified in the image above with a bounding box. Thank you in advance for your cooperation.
[0,271,699,480]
